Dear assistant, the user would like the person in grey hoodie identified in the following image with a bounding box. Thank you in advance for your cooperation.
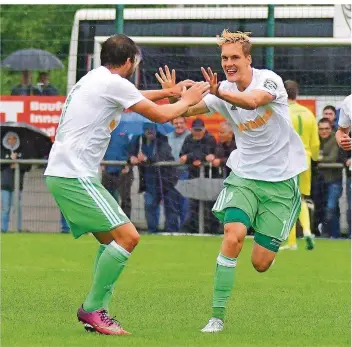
[167,117,191,228]
[1,131,31,232]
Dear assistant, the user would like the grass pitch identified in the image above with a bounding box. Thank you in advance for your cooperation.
[1,233,351,347]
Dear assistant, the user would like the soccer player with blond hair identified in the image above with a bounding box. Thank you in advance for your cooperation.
[156,29,307,333]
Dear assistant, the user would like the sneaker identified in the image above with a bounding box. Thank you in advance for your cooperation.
[201,317,224,333]
[77,306,131,335]
[305,235,315,250]
[279,244,298,251]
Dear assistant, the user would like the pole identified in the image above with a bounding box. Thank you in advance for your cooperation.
[266,5,275,70]
[13,163,20,232]
[198,165,205,234]
[115,5,124,34]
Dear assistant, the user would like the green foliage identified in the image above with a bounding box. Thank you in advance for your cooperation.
[2,234,351,347]
[0,5,114,95]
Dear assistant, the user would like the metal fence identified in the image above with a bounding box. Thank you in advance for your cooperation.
[0,159,349,236]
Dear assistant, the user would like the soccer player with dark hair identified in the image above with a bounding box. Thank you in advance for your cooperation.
[44,34,209,335]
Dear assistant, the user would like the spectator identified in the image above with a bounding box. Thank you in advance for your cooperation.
[129,123,179,233]
[1,132,31,232]
[11,71,41,96]
[180,118,217,178]
[314,119,346,238]
[102,128,133,219]
[36,72,59,96]
[179,118,219,234]
[212,121,236,178]
[322,105,338,130]
[167,117,191,228]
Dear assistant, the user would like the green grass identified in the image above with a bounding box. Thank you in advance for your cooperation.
[1,234,351,347]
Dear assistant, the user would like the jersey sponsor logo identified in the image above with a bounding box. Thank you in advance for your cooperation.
[263,79,277,91]
[237,108,273,132]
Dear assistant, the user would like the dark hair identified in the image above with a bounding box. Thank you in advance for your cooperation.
[323,105,336,114]
[318,118,332,128]
[100,34,140,67]
[284,80,299,100]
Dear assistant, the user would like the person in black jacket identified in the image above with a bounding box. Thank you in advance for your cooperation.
[179,118,219,233]
[1,132,32,232]
[129,123,179,233]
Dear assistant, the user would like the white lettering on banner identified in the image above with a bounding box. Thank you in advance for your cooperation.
[0,101,24,122]
[30,114,61,124]
[30,101,64,112]
[40,127,56,137]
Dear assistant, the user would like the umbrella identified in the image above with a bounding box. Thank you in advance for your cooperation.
[1,122,52,158]
[116,112,174,135]
[175,165,225,201]
[1,49,64,71]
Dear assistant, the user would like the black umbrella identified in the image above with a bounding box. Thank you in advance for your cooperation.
[1,49,64,71]
[1,122,52,158]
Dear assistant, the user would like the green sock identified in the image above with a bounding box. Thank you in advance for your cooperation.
[212,253,237,321]
[83,241,130,312]
[92,244,115,312]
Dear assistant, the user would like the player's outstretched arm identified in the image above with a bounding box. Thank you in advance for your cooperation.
[130,82,210,123]
[201,67,274,110]
[336,127,351,151]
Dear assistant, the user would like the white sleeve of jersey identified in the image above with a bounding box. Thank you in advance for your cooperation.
[255,70,287,102]
[338,95,351,128]
[103,76,146,109]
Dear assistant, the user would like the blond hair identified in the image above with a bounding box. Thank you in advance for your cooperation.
[216,29,252,56]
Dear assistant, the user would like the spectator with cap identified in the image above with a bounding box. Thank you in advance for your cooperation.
[179,118,219,233]
[129,123,179,233]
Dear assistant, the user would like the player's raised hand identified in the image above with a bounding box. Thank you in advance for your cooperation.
[155,65,195,97]
[201,67,219,95]
[180,81,210,106]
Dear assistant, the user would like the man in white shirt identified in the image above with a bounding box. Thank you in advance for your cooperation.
[44,34,209,336]
[156,30,307,333]
[336,95,351,151]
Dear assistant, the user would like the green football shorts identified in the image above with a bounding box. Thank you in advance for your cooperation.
[212,172,301,242]
[46,176,130,239]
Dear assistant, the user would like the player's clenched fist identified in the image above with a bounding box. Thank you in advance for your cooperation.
[180,81,210,106]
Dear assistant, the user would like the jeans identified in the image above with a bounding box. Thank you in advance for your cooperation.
[1,190,22,232]
[144,185,179,233]
[60,212,70,233]
[325,182,343,238]
[176,170,190,228]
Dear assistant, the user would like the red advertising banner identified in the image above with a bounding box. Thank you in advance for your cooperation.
[0,96,66,141]
[0,96,317,143]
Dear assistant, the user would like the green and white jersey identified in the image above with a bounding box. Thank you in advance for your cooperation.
[338,95,351,129]
[203,68,307,182]
[45,66,145,178]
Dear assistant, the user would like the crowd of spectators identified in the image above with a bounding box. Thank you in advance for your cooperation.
[1,73,350,236]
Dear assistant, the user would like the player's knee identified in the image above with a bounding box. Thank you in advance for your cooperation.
[251,258,273,273]
[128,231,140,247]
[223,223,245,249]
